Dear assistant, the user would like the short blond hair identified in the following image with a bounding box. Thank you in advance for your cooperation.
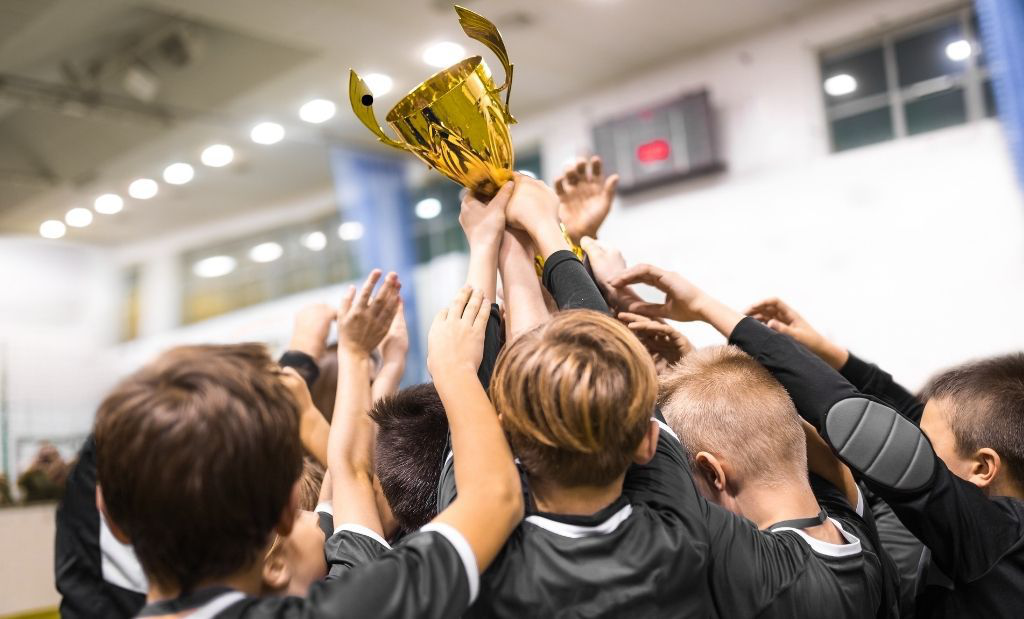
[659,345,806,485]
[491,309,657,487]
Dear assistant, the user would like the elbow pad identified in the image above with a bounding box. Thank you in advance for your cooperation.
[825,397,935,493]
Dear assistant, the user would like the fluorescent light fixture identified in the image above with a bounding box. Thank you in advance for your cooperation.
[337,221,364,241]
[40,219,66,239]
[299,98,337,124]
[250,121,285,145]
[163,162,195,185]
[422,41,466,68]
[823,73,857,97]
[128,178,159,200]
[945,39,972,61]
[201,144,234,167]
[361,73,393,97]
[301,231,327,251]
[193,255,237,278]
[516,169,537,178]
[94,193,124,214]
[65,207,93,228]
[415,197,442,219]
[249,241,283,263]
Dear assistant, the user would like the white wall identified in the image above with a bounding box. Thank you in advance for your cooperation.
[512,0,1024,390]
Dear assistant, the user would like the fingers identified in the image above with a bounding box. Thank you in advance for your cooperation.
[590,155,602,179]
[579,235,599,254]
[338,284,357,315]
[448,285,472,319]
[564,161,580,185]
[624,300,669,319]
[603,173,619,199]
[472,289,491,329]
[488,180,515,210]
[608,263,665,290]
[356,269,382,307]
[462,287,485,324]
[574,157,588,181]
[766,318,794,335]
[554,176,567,197]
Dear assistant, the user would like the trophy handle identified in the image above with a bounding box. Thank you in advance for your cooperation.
[348,70,409,151]
[455,5,515,121]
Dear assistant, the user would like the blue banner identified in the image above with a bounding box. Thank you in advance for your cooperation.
[328,147,425,382]
[977,0,1024,186]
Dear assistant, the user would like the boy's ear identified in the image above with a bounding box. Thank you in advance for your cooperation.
[275,482,301,537]
[261,546,291,592]
[694,452,728,493]
[96,485,132,544]
[968,447,1001,490]
[631,419,660,465]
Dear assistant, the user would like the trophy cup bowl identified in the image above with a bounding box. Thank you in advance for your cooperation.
[349,6,516,199]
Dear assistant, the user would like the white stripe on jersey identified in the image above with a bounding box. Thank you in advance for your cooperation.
[333,523,392,549]
[854,486,865,517]
[184,591,246,619]
[421,522,480,605]
[315,500,333,516]
[525,504,634,539]
[99,510,148,593]
[771,517,863,557]
[656,419,680,443]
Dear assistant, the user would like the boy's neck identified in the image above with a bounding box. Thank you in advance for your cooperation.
[735,479,845,544]
[146,564,264,617]
[529,474,625,516]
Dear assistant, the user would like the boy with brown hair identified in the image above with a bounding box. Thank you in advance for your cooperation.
[93,272,523,618]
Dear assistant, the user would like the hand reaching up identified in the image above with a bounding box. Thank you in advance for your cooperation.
[745,298,849,369]
[504,173,561,234]
[428,286,490,377]
[460,181,513,250]
[337,270,402,356]
[618,312,693,374]
[288,303,336,359]
[608,263,707,322]
[555,156,618,244]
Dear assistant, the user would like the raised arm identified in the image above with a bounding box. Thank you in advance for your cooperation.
[747,297,924,423]
[498,228,550,340]
[330,270,401,537]
[554,155,618,245]
[427,286,524,573]
[371,300,408,403]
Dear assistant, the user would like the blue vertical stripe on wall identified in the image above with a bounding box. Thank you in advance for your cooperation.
[976,0,1024,186]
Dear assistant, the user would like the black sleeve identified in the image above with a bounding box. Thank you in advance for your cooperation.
[840,352,925,424]
[541,250,609,313]
[477,303,504,391]
[278,350,320,389]
[254,526,475,619]
[729,316,1024,584]
[324,527,390,579]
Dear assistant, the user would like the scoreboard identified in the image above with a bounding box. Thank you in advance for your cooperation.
[592,90,724,194]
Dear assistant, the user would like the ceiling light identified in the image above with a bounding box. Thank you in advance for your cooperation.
[422,41,466,68]
[415,197,442,219]
[65,207,93,228]
[823,73,857,97]
[251,122,285,145]
[337,221,364,241]
[516,169,537,179]
[193,255,237,278]
[249,241,283,263]
[299,99,337,124]
[201,144,234,167]
[94,193,124,214]
[945,39,972,61]
[301,231,327,251]
[163,162,195,185]
[129,178,159,200]
[361,74,393,97]
[39,220,66,239]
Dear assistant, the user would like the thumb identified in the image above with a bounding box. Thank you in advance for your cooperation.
[580,236,599,253]
[766,318,794,336]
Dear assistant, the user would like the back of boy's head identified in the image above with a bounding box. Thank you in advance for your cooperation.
[94,343,302,593]
[370,383,449,532]
[490,309,657,487]
[298,456,325,511]
[923,353,1024,485]
[659,345,807,486]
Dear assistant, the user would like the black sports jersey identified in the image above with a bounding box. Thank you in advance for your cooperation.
[730,316,1024,619]
[840,352,925,424]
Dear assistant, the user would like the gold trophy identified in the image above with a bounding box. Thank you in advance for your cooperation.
[349,5,515,199]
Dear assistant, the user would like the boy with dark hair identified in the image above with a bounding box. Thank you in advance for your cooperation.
[613,265,1024,619]
[93,270,523,618]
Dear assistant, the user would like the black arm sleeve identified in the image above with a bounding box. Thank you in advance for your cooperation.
[840,352,925,424]
[541,250,609,313]
[729,316,1024,583]
[278,350,320,389]
[477,303,504,391]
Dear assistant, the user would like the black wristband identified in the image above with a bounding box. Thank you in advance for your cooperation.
[279,350,320,389]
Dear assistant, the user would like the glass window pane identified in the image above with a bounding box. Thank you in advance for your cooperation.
[895,20,966,86]
[830,107,894,151]
[905,88,967,135]
[822,46,888,104]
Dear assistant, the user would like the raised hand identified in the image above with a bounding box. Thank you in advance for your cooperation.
[745,298,849,369]
[377,299,409,366]
[427,286,490,377]
[555,156,619,244]
[337,270,402,356]
[618,311,693,374]
[460,181,513,250]
[288,303,336,359]
[608,263,707,322]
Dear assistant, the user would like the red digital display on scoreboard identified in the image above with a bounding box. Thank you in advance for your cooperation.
[635,139,671,163]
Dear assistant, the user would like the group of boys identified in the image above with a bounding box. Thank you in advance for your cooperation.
[55,157,1024,618]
